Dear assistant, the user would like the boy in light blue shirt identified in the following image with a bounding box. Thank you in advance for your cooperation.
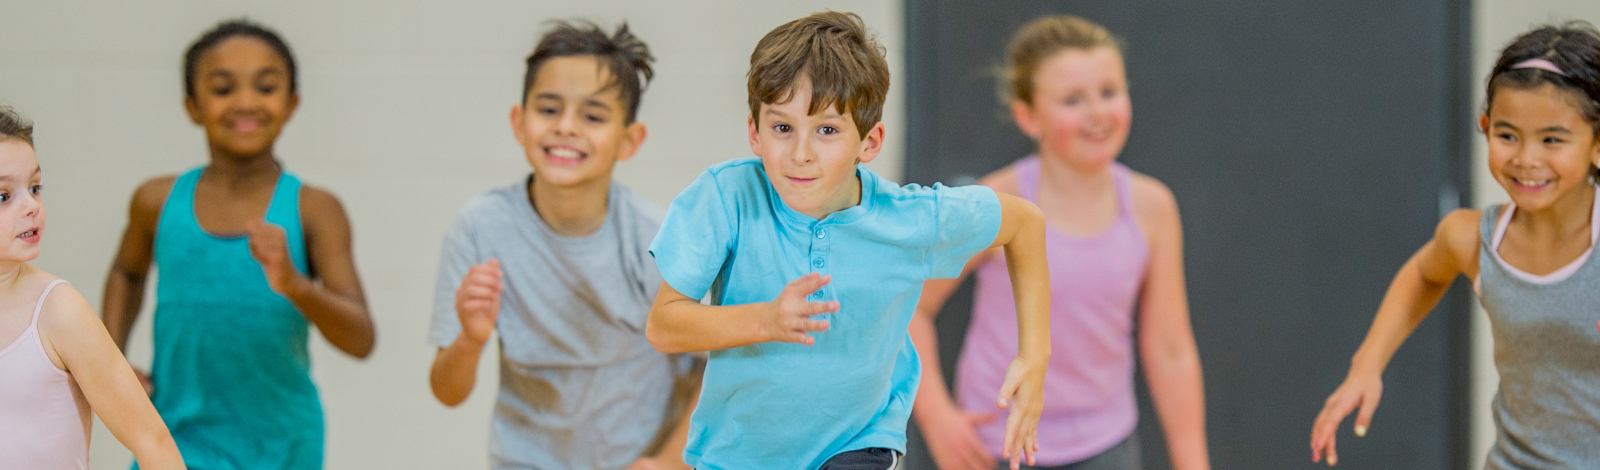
[646,11,1053,470]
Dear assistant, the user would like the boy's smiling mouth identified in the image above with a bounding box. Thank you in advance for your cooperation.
[544,145,587,166]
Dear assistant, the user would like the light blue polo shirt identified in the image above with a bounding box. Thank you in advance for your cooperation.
[650,157,1001,470]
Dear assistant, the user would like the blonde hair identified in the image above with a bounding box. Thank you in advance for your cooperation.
[1002,15,1122,105]
[0,106,33,147]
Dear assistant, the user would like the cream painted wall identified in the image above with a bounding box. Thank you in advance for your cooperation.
[1469,2,1600,466]
[0,1,903,468]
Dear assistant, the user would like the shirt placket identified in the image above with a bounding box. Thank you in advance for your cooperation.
[808,224,831,303]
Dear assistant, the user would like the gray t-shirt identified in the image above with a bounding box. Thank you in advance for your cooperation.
[430,177,688,470]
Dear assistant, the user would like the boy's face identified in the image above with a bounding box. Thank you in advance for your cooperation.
[185,36,299,159]
[749,74,885,219]
[512,55,647,189]
[0,140,43,263]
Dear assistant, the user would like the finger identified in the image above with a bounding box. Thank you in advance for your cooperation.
[801,300,839,316]
[1327,432,1338,466]
[1354,390,1381,438]
[784,315,829,332]
[997,373,1022,409]
[784,272,830,298]
[1001,404,1022,463]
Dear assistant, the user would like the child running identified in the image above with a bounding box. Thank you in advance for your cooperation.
[647,11,1052,470]
[101,19,375,469]
[427,20,702,470]
[0,107,185,470]
[1310,22,1600,468]
[910,16,1209,470]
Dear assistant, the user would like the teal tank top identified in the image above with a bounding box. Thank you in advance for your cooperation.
[142,166,322,470]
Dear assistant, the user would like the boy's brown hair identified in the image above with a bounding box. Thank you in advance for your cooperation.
[748,11,889,139]
[524,20,655,124]
[0,106,34,147]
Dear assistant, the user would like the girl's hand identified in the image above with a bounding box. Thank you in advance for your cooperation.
[1310,373,1384,466]
[763,273,837,345]
[997,356,1046,469]
[923,404,999,470]
[246,220,306,297]
[454,259,503,346]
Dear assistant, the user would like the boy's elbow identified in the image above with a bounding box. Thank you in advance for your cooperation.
[645,311,679,354]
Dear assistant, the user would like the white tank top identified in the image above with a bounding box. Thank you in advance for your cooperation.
[0,279,90,470]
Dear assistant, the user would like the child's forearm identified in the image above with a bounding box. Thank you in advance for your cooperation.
[1143,343,1209,470]
[1001,204,1051,362]
[909,314,960,423]
[130,435,186,470]
[647,298,769,354]
[429,334,485,406]
[284,276,375,358]
[1349,254,1452,377]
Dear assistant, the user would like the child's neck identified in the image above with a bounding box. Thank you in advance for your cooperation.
[1036,152,1115,200]
[528,174,610,237]
[0,261,30,297]
[1515,184,1596,243]
[798,174,862,220]
[204,149,282,191]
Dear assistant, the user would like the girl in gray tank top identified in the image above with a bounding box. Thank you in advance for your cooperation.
[1310,23,1600,468]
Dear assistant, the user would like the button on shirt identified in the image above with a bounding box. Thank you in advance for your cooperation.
[650,158,1001,470]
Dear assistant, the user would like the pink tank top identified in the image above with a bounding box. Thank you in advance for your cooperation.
[955,157,1149,465]
[0,279,91,470]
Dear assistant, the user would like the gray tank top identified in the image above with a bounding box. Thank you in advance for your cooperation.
[1477,202,1600,469]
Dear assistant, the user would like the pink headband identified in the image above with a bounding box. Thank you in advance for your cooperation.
[1513,58,1566,76]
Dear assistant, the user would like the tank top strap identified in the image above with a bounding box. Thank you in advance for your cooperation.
[1014,155,1042,203]
[28,280,69,328]
[162,167,206,227]
[1111,163,1137,219]
[263,170,309,275]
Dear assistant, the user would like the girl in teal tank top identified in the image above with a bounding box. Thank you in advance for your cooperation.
[103,20,376,470]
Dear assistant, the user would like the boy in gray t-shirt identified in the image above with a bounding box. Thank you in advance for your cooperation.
[427,21,700,470]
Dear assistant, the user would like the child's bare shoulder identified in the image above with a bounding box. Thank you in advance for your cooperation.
[1434,208,1484,260]
[1127,171,1179,220]
[32,272,94,337]
[297,183,351,226]
[128,175,178,217]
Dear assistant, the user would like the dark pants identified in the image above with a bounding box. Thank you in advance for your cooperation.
[821,448,902,470]
[998,434,1142,470]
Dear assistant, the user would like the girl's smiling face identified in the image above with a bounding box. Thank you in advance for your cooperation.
[0,140,43,263]
[1485,83,1600,212]
[185,35,298,159]
[1012,46,1131,170]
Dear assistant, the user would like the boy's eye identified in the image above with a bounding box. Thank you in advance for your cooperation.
[1064,95,1083,106]
[0,193,10,203]
[538,107,559,115]
[213,85,233,96]
[29,185,41,196]
[1102,88,1117,99]
[257,84,276,94]
[586,114,605,123]
[774,123,792,133]
[819,126,838,135]
[1543,137,1565,144]
[1497,133,1517,143]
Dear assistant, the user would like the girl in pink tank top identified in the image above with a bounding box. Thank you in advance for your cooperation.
[909,17,1210,470]
[0,107,185,469]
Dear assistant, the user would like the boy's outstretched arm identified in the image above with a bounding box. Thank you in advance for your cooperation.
[988,192,1050,469]
[646,274,838,354]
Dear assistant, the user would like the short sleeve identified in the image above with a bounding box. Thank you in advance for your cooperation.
[929,184,1002,279]
[649,169,736,300]
[428,212,479,348]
